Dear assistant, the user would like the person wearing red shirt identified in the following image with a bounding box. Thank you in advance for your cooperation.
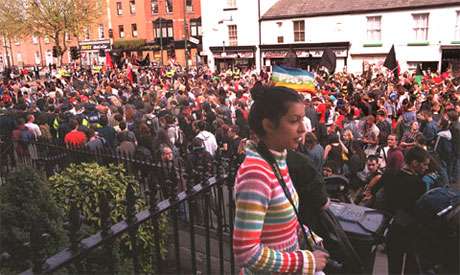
[64,119,87,147]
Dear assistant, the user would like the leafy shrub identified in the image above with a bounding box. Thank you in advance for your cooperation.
[49,162,168,273]
[0,165,67,273]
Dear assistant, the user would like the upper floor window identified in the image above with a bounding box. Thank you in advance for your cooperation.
[131,23,138,37]
[186,0,193,11]
[98,24,105,39]
[228,24,237,46]
[227,0,236,8]
[166,0,173,13]
[154,19,174,39]
[293,20,305,42]
[190,19,202,36]
[84,27,90,40]
[366,16,381,41]
[116,2,123,15]
[455,11,460,40]
[151,0,158,14]
[32,35,39,44]
[413,13,429,41]
[119,25,125,38]
[129,0,136,14]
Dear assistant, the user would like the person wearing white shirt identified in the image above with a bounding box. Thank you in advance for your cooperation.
[195,120,218,157]
[25,114,41,139]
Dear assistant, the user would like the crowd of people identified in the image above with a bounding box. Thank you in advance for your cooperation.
[0,58,459,274]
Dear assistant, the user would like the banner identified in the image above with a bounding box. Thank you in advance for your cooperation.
[271,65,316,93]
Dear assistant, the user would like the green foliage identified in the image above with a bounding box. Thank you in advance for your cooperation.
[0,165,67,272]
[49,162,168,273]
[113,39,147,50]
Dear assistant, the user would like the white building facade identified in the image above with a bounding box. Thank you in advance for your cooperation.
[200,0,278,72]
[260,0,460,74]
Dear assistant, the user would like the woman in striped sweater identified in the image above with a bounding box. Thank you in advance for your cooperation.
[233,86,328,274]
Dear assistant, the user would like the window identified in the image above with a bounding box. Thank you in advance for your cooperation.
[227,0,236,8]
[131,24,138,37]
[154,19,174,39]
[190,19,202,36]
[32,35,39,44]
[44,35,50,44]
[118,25,125,38]
[186,0,193,11]
[14,38,20,45]
[35,51,41,64]
[84,27,90,40]
[293,20,305,42]
[129,0,136,14]
[228,25,237,46]
[65,32,71,41]
[16,53,22,63]
[116,1,123,15]
[413,13,429,41]
[277,36,284,43]
[151,0,158,14]
[96,0,103,15]
[166,0,173,13]
[456,11,460,40]
[366,16,381,41]
[98,24,105,39]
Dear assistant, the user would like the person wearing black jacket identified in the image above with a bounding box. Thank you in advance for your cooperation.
[287,149,329,228]
[383,146,430,274]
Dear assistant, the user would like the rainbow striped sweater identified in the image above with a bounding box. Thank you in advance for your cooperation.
[233,145,317,274]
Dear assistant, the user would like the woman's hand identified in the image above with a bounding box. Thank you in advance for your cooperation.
[312,250,329,271]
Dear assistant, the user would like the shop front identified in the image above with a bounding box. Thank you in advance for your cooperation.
[260,42,350,72]
[441,45,460,77]
[209,46,256,72]
[79,40,111,66]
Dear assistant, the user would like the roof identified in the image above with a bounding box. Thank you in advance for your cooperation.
[262,0,460,20]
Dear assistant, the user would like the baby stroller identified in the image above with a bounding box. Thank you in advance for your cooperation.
[413,186,460,274]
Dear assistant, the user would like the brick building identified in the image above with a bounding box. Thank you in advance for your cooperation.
[0,0,202,69]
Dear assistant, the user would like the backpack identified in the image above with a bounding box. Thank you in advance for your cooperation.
[20,127,34,144]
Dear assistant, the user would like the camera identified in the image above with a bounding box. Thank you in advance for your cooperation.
[313,245,344,272]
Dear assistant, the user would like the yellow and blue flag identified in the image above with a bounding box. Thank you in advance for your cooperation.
[271,65,316,93]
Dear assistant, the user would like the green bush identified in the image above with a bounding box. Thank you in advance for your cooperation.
[0,165,67,273]
[49,162,168,273]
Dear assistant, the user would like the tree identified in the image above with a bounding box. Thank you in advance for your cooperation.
[0,0,98,64]
[0,165,66,273]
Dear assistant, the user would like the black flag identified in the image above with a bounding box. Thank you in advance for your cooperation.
[415,64,423,76]
[383,45,398,80]
[383,45,397,71]
[319,48,336,73]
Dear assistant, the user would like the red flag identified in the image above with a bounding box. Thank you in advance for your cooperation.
[127,67,133,84]
[105,51,114,70]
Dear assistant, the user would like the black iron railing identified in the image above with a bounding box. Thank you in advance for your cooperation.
[0,138,239,274]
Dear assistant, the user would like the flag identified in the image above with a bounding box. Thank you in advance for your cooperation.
[271,65,316,93]
[105,51,114,70]
[127,67,133,84]
[383,45,399,80]
[415,64,423,86]
[319,48,336,74]
[383,45,397,71]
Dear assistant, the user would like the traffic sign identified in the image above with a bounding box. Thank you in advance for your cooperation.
[189,36,199,45]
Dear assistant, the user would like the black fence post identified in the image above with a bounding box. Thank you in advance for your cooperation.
[126,182,140,274]
[99,191,118,273]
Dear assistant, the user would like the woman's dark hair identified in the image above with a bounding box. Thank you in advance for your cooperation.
[248,85,302,137]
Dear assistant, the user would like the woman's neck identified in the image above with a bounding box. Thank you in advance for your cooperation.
[260,137,284,153]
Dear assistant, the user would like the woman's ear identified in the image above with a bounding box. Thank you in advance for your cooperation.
[262,118,275,135]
